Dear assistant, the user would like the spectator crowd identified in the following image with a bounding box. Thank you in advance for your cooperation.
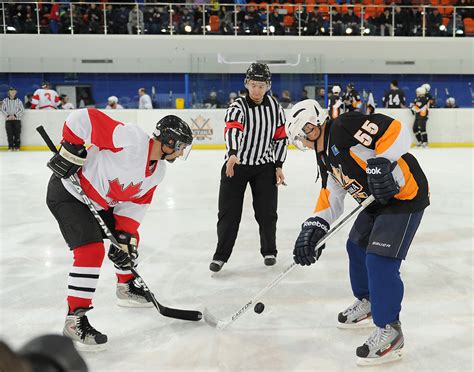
[2,0,472,36]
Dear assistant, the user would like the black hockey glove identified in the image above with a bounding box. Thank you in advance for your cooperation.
[366,157,400,205]
[47,141,87,179]
[108,231,138,270]
[293,217,330,266]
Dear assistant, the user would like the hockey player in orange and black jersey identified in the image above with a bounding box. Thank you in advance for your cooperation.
[342,82,362,112]
[285,100,429,366]
[410,86,430,147]
[327,85,344,122]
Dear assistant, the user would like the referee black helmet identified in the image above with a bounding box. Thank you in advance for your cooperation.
[245,63,271,90]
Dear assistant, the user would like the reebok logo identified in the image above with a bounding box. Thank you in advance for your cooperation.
[303,220,329,233]
[366,167,382,175]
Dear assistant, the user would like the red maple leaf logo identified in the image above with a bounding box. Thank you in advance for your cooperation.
[106,178,142,202]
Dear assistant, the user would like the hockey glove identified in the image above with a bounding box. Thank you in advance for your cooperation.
[108,231,138,270]
[366,157,400,205]
[47,141,87,179]
[294,217,330,266]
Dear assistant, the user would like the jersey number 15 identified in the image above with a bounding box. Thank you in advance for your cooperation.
[353,120,379,146]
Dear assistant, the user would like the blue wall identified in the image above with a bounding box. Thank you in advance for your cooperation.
[1,73,472,108]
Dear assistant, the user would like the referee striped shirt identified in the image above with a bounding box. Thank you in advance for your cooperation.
[1,97,25,120]
[224,94,288,167]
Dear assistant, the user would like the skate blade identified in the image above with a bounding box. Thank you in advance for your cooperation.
[73,340,107,352]
[356,349,403,366]
[337,318,374,329]
[117,299,154,308]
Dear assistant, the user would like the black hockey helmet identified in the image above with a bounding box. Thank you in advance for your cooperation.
[245,62,271,84]
[41,81,51,89]
[245,63,271,83]
[153,115,193,158]
[346,82,355,90]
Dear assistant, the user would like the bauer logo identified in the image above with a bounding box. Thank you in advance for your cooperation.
[190,115,213,141]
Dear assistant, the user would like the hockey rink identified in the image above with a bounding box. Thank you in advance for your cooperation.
[0,147,472,371]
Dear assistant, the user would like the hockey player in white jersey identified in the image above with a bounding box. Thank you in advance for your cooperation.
[45,108,193,350]
[31,81,60,110]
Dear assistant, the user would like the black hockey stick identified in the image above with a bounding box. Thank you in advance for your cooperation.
[36,125,202,322]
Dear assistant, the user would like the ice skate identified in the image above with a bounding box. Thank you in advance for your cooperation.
[264,255,276,266]
[116,278,153,307]
[337,298,373,329]
[63,307,107,351]
[209,260,225,272]
[356,321,404,366]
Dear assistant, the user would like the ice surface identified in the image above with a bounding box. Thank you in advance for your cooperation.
[0,148,472,371]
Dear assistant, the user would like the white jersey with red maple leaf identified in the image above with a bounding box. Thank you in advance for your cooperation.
[31,88,60,110]
[60,108,166,235]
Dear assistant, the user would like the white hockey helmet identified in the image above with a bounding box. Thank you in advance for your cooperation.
[108,95,119,104]
[421,83,431,93]
[332,85,341,94]
[416,87,426,96]
[446,97,456,107]
[285,99,328,151]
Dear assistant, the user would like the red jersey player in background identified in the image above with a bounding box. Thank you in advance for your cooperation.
[31,81,60,110]
[45,109,193,351]
[285,100,429,366]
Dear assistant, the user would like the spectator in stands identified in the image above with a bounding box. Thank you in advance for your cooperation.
[343,7,360,35]
[447,14,465,36]
[394,6,408,36]
[378,8,393,36]
[269,7,284,35]
[128,5,145,34]
[330,7,343,35]
[280,90,293,109]
[48,1,60,34]
[144,6,164,34]
[427,7,442,36]
[316,87,326,108]
[407,7,422,36]
[106,96,124,109]
[244,4,260,35]
[445,97,458,108]
[85,3,102,34]
[203,91,222,109]
[138,88,153,109]
[60,94,75,110]
[179,7,195,34]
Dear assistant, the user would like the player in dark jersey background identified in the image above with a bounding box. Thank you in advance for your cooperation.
[342,83,362,112]
[410,86,430,147]
[382,80,406,108]
[285,99,429,366]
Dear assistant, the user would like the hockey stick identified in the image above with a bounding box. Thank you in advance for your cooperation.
[36,125,202,322]
[203,195,375,329]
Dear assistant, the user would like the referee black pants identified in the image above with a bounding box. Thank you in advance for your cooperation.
[5,120,21,150]
[213,162,278,262]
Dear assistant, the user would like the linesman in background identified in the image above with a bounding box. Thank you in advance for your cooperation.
[210,63,288,272]
[382,80,406,108]
[1,87,25,151]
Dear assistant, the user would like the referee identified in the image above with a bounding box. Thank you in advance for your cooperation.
[210,63,288,272]
[1,87,25,151]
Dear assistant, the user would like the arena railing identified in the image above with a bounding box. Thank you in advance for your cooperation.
[1,2,472,37]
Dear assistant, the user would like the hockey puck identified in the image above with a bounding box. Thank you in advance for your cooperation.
[254,302,265,314]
